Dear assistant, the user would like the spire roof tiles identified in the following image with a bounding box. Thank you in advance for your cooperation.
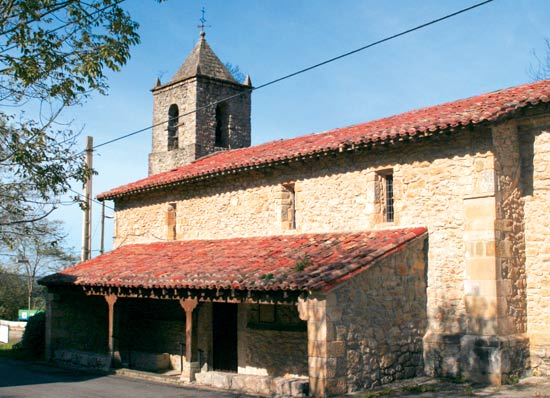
[166,34,237,85]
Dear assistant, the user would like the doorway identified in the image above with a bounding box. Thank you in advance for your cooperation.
[213,303,238,371]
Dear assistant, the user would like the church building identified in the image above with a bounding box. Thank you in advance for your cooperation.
[41,32,550,397]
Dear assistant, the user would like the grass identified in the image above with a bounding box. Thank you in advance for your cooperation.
[356,389,394,398]
[402,384,440,393]
[0,341,29,360]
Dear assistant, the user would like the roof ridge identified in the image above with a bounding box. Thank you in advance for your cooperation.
[98,79,550,200]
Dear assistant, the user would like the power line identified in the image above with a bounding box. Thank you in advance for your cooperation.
[94,0,495,149]
[68,187,115,212]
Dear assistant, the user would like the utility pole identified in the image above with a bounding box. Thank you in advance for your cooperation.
[81,136,93,262]
[100,200,105,255]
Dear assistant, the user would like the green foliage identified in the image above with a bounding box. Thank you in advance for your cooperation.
[260,273,274,281]
[356,389,394,398]
[294,255,312,271]
[0,341,27,359]
[0,1,156,243]
[1,0,140,105]
[19,311,45,359]
[402,384,439,393]
[0,267,26,320]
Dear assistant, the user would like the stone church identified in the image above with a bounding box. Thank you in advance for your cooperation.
[41,32,550,397]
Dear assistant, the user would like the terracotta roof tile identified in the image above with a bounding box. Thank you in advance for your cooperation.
[98,80,550,200]
[40,228,427,293]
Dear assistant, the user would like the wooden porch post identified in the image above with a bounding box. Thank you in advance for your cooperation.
[179,298,199,382]
[105,294,120,367]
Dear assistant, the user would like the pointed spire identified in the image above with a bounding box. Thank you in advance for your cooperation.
[169,35,237,84]
[244,75,252,87]
[155,77,161,87]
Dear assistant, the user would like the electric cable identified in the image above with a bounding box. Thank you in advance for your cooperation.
[93,0,495,149]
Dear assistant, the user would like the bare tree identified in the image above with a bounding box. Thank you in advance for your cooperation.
[11,220,76,310]
[529,39,550,81]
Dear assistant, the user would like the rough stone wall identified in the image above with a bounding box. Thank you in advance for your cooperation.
[149,79,198,175]
[195,77,251,158]
[197,302,213,371]
[492,121,527,335]
[237,303,308,377]
[112,112,550,382]
[328,237,427,393]
[115,128,490,342]
[118,298,185,356]
[519,114,550,375]
[49,291,108,354]
[149,77,251,175]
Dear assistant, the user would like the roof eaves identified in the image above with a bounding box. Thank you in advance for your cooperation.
[315,227,428,293]
[97,121,473,201]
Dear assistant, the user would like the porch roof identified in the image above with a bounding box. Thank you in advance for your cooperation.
[40,228,426,294]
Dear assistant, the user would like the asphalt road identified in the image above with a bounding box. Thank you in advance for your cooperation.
[0,358,247,398]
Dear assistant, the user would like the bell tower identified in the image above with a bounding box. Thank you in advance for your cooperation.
[148,32,252,175]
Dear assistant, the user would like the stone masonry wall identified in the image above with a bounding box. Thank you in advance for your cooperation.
[49,291,108,355]
[150,79,198,175]
[149,77,251,175]
[328,237,427,393]
[519,114,550,375]
[195,77,251,158]
[237,303,308,378]
[115,127,492,343]
[492,120,527,336]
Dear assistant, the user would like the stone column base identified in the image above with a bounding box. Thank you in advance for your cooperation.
[424,332,530,384]
[460,334,530,384]
[180,361,200,382]
[423,332,462,378]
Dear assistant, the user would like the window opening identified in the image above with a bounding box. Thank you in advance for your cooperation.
[166,203,176,240]
[215,102,229,147]
[167,104,179,150]
[385,174,394,222]
[281,183,296,230]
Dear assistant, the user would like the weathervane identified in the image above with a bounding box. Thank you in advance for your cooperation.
[197,7,211,37]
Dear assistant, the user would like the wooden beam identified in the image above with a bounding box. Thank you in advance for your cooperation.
[105,294,118,367]
[179,298,198,362]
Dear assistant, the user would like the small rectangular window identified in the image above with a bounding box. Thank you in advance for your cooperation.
[385,174,394,222]
[281,183,296,230]
[166,203,176,240]
[375,169,394,224]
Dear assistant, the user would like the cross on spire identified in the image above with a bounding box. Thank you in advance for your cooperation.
[197,7,211,37]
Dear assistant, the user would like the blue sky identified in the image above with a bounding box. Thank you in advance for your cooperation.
[56,0,550,256]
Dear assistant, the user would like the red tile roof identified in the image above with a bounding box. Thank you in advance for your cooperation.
[40,228,427,294]
[98,80,550,200]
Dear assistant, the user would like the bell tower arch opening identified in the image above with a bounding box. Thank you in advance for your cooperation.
[214,102,229,148]
[167,104,179,150]
[148,32,251,176]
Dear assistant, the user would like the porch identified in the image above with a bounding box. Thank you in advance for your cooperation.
[46,290,309,397]
[40,228,428,397]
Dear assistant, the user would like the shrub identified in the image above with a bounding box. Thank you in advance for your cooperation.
[20,311,45,359]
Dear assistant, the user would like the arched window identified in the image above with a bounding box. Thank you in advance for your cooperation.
[215,102,228,148]
[167,104,179,150]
